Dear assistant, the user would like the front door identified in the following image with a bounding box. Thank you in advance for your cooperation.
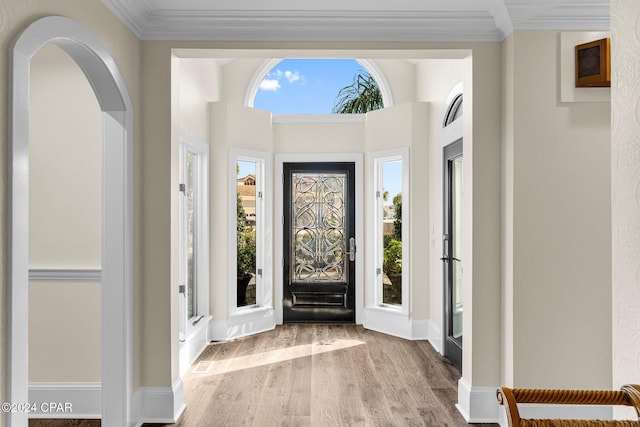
[443,140,463,371]
[283,162,356,323]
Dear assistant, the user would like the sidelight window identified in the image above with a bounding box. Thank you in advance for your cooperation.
[230,149,272,313]
[371,148,410,312]
[179,136,209,337]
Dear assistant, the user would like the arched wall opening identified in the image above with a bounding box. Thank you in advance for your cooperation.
[9,16,133,426]
[28,41,103,412]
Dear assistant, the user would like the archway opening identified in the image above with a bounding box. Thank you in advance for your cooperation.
[28,42,103,414]
[9,16,133,426]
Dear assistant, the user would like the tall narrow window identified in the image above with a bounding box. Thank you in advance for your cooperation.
[371,148,409,311]
[381,160,402,305]
[236,160,257,308]
[179,136,209,338]
[186,150,198,318]
[230,149,272,314]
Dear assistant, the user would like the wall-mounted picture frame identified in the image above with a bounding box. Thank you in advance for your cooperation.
[575,37,610,87]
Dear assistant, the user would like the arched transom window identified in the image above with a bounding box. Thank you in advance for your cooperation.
[247,58,393,114]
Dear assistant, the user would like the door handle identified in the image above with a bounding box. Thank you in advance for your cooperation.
[345,237,356,261]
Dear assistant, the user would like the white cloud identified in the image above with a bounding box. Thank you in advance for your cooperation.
[259,79,281,91]
[259,69,303,92]
[284,70,302,83]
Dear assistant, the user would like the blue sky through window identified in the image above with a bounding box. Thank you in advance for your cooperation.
[254,59,371,114]
[248,58,401,201]
[383,160,402,206]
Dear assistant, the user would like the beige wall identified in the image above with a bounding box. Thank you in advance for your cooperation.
[275,122,365,153]
[373,59,416,105]
[223,58,267,104]
[29,282,101,382]
[0,0,142,412]
[141,41,176,387]
[209,102,273,322]
[176,57,222,142]
[415,58,467,339]
[611,0,640,413]
[29,44,102,269]
[504,31,611,389]
[364,102,431,314]
[27,43,102,383]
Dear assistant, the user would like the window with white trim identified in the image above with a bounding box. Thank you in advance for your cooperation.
[179,137,209,338]
[371,148,410,312]
[230,149,272,313]
[443,93,463,127]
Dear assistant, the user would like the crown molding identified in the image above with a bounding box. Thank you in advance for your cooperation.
[101,0,151,38]
[505,1,610,32]
[101,0,610,42]
[101,2,504,42]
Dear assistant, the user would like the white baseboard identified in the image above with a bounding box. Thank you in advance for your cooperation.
[28,382,101,419]
[411,318,429,340]
[133,378,186,425]
[209,308,276,341]
[363,307,428,340]
[456,378,501,423]
[427,320,443,354]
[180,316,211,376]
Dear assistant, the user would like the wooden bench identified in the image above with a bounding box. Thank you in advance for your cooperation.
[497,384,640,427]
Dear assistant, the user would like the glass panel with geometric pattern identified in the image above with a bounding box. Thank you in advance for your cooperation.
[291,173,347,283]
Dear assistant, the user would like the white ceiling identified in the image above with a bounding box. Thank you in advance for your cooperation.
[102,0,610,42]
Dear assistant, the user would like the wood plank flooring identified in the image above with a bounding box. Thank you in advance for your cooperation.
[152,324,495,427]
[30,324,498,427]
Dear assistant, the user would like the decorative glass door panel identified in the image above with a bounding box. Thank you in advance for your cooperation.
[292,173,347,283]
[284,163,355,322]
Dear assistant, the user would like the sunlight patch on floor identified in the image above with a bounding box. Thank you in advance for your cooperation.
[190,339,365,376]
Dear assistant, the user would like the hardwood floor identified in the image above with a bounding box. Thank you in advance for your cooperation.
[29,324,497,427]
[151,324,496,427]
